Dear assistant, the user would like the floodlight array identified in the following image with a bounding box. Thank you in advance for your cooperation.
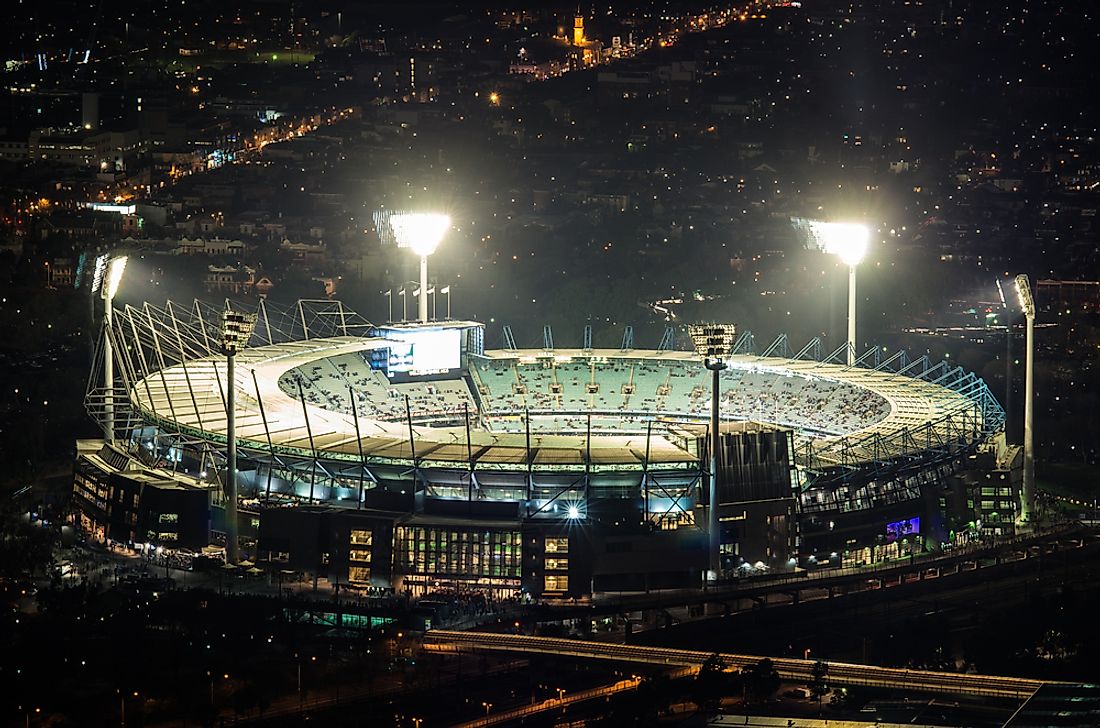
[389,213,450,257]
[688,323,737,360]
[221,310,258,354]
[1014,274,1034,317]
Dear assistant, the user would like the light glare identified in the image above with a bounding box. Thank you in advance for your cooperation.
[390,213,450,257]
[816,222,870,266]
[102,256,128,300]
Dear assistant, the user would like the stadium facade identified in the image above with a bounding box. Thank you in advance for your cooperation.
[73,299,1011,598]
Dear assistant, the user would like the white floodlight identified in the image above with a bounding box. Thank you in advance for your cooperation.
[796,220,871,364]
[98,255,127,444]
[818,222,870,266]
[90,253,108,294]
[101,255,128,301]
[1014,273,1035,523]
[389,212,450,323]
[566,505,581,519]
[1014,274,1034,318]
[390,212,450,257]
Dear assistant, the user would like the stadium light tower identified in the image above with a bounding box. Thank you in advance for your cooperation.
[94,255,127,443]
[390,213,450,323]
[221,309,257,564]
[688,323,738,583]
[1014,274,1035,523]
[996,279,1013,443]
[816,223,870,365]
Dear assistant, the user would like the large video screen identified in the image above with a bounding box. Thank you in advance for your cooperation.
[885,516,920,542]
[383,328,461,377]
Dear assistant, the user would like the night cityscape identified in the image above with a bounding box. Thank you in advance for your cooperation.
[2,0,1100,726]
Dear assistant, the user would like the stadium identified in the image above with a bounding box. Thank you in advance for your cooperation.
[73,298,1008,599]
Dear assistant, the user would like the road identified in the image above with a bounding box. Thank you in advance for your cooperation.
[424,631,1056,700]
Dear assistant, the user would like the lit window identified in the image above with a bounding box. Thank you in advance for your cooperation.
[545,537,569,554]
[544,574,568,592]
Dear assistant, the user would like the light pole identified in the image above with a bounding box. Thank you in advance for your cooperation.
[996,279,1013,443]
[818,223,870,365]
[94,255,127,443]
[1014,274,1035,523]
[221,309,257,564]
[389,213,450,323]
[805,221,870,364]
[689,323,738,583]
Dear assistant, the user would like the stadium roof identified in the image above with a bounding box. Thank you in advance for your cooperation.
[123,336,991,471]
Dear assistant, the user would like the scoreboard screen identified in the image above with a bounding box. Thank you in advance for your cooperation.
[383,328,462,377]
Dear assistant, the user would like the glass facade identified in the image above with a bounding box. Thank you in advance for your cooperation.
[394,526,521,580]
[348,529,373,585]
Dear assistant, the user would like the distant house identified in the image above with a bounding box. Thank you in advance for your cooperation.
[177,237,245,256]
[280,239,327,265]
[205,264,255,293]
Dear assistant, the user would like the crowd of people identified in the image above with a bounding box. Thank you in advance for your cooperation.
[277,353,895,442]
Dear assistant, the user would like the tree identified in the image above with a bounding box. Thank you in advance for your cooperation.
[691,654,731,712]
[809,659,829,714]
[741,658,780,705]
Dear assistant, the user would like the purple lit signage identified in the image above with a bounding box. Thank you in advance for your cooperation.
[885,516,920,542]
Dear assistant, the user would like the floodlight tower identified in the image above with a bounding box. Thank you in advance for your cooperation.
[221,309,257,564]
[688,323,738,583]
[1014,274,1035,523]
[996,279,1013,442]
[819,223,870,366]
[96,255,127,443]
[390,213,450,323]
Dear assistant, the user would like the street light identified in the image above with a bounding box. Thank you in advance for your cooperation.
[390,213,450,323]
[1014,274,1035,523]
[221,309,257,564]
[93,254,127,442]
[688,323,738,583]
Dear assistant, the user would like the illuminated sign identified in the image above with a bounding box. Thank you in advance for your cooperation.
[885,516,920,542]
